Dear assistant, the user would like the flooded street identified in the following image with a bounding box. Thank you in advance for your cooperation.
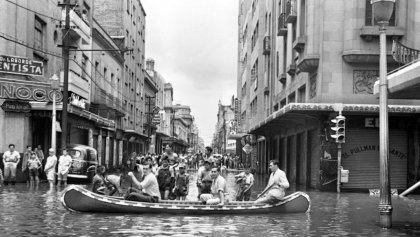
[1,171,419,236]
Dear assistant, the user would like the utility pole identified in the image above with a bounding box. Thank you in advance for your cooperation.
[58,0,73,151]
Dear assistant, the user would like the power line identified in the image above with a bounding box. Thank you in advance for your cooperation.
[0,31,137,107]
[4,0,62,22]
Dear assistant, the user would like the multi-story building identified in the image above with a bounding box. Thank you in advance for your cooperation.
[146,59,170,154]
[237,0,420,191]
[0,0,128,178]
[212,98,236,154]
[94,0,149,157]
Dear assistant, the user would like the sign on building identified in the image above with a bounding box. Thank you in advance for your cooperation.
[0,78,63,102]
[0,55,43,76]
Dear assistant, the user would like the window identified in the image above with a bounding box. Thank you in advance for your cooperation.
[365,0,396,26]
[298,85,306,103]
[127,0,130,14]
[251,59,258,90]
[81,54,88,80]
[251,22,259,51]
[288,92,295,103]
[34,17,45,50]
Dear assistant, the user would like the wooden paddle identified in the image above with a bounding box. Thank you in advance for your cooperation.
[256,183,275,199]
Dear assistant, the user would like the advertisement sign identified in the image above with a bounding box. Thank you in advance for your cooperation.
[0,55,43,76]
[0,78,63,102]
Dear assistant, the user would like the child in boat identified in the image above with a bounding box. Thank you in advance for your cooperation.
[27,152,42,186]
[173,163,189,200]
[157,157,172,200]
[235,167,255,201]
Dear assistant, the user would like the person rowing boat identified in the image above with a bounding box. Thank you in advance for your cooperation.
[255,160,289,204]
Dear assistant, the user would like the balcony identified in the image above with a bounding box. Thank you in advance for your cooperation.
[286,63,297,76]
[392,40,420,65]
[263,35,271,55]
[60,70,89,101]
[360,26,404,41]
[277,13,288,37]
[293,36,306,53]
[62,9,91,43]
[285,0,297,24]
[297,54,320,73]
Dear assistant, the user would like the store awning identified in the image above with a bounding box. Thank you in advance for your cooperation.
[30,102,115,129]
[227,133,248,140]
[248,103,420,134]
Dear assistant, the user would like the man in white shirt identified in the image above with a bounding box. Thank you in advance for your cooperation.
[126,164,160,203]
[199,167,228,206]
[57,149,73,188]
[2,144,20,185]
[44,148,58,189]
[255,160,289,204]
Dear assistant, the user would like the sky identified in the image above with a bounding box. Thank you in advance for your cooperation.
[141,0,238,146]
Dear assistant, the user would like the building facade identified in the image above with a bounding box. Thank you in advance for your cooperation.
[94,0,149,159]
[237,0,420,191]
[212,98,236,154]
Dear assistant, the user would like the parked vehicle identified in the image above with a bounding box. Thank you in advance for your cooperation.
[67,144,98,181]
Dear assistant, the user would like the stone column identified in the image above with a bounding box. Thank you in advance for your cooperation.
[105,133,110,167]
[98,130,103,165]
[119,140,123,166]
[113,139,117,167]
[88,129,93,147]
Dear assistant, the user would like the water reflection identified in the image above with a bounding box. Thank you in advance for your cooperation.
[0,172,419,236]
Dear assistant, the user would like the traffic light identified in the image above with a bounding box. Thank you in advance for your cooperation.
[331,115,346,143]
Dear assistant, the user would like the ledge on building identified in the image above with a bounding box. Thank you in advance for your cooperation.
[342,50,397,65]
[278,73,287,85]
[297,54,319,73]
[360,26,405,41]
[286,63,297,76]
[293,36,306,53]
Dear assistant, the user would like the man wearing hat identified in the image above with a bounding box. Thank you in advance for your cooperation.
[173,163,189,200]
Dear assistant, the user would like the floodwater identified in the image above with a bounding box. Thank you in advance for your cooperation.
[0,171,419,237]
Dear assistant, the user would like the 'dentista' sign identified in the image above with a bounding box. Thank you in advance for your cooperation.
[0,78,62,102]
[0,55,43,76]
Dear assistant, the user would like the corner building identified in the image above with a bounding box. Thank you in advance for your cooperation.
[237,0,420,191]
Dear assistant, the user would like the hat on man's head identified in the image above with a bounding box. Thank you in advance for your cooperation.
[48,148,54,152]
[178,163,186,169]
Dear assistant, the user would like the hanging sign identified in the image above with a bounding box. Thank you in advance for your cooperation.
[1,100,31,112]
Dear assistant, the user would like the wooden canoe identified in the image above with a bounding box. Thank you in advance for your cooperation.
[61,185,311,215]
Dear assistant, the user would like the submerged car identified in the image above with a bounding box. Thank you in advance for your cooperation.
[67,144,98,181]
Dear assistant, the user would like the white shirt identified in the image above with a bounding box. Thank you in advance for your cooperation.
[140,173,161,199]
[58,154,73,174]
[3,150,20,163]
[268,169,289,190]
[44,155,57,173]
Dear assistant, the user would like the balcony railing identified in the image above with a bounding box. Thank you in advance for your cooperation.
[285,0,297,24]
[392,40,420,65]
[277,13,287,36]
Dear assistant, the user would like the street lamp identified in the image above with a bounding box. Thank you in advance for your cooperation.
[371,0,395,229]
[50,74,60,153]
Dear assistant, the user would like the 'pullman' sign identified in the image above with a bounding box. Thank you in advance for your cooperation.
[0,55,43,76]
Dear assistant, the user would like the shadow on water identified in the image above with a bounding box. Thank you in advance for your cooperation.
[0,171,419,236]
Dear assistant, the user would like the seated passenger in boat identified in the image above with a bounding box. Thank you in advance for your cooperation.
[255,160,289,204]
[196,160,211,198]
[126,164,160,203]
[92,166,122,196]
[199,167,228,206]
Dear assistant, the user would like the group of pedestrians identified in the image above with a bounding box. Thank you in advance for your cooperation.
[0,144,73,189]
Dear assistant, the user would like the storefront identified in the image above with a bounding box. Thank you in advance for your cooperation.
[249,103,420,192]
